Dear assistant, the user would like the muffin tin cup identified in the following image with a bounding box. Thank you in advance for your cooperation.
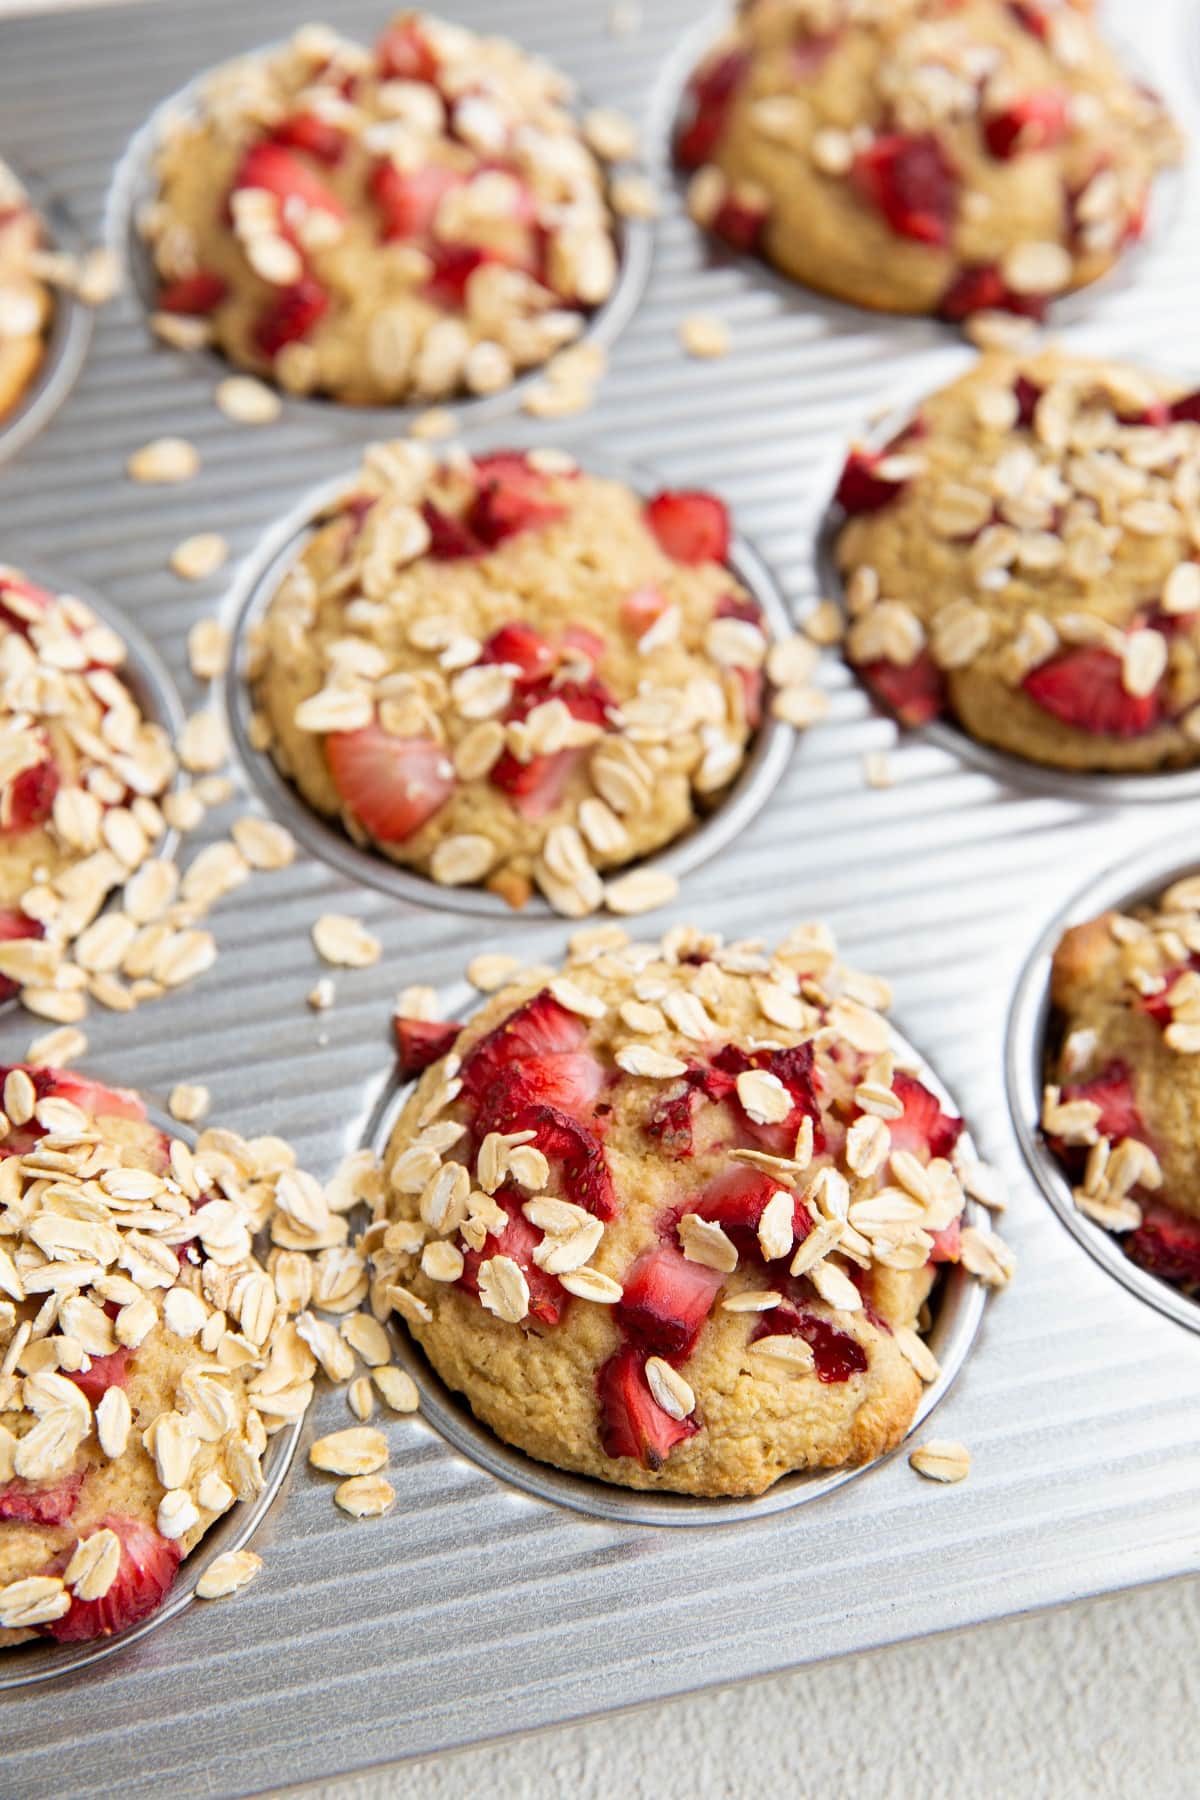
[1007,839,1200,1338]
[223,443,797,920]
[367,987,989,1528]
[814,360,1200,806]
[107,47,654,434]
[0,169,92,468]
[646,7,1187,344]
[0,1097,303,1692]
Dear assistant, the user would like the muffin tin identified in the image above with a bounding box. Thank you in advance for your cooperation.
[0,172,92,468]
[2,0,1200,1794]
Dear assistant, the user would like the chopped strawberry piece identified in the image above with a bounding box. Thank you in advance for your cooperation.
[835,446,911,515]
[65,1348,129,1406]
[734,665,765,730]
[686,1164,809,1255]
[270,111,349,165]
[645,490,730,565]
[597,1343,699,1470]
[156,270,227,315]
[1023,645,1162,739]
[561,625,607,667]
[326,722,455,843]
[983,90,1069,159]
[1169,390,1200,426]
[939,263,1049,322]
[645,1062,735,1157]
[234,141,347,221]
[458,1192,566,1325]
[621,586,671,638]
[45,1514,181,1642]
[853,132,957,246]
[1014,375,1043,427]
[0,1469,84,1526]
[421,501,481,560]
[460,988,605,1127]
[394,1016,462,1077]
[860,652,947,727]
[370,160,460,242]
[0,906,42,1003]
[712,1041,824,1155]
[1126,1200,1200,1290]
[489,675,613,819]
[886,1072,963,1160]
[479,622,556,684]
[466,454,565,549]
[616,1241,724,1358]
[480,1095,615,1219]
[425,242,488,308]
[1007,1,1051,40]
[752,1304,868,1383]
[253,277,331,357]
[45,1069,146,1121]
[715,592,764,626]
[928,1217,962,1264]
[675,49,749,170]
[376,16,439,82]
[1135,965,1198,1027]
[0,574,52,628]
[712,190,768,253]
[7,755,59,833]
[1060,1060,1145,1145]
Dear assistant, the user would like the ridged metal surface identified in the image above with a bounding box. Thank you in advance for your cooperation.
[0,0,1198,1794]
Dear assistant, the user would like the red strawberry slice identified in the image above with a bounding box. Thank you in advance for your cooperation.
[234,142,347,221]
[1169,390,1200,425]
[1007,1,1051,40]
[0,907,43,1004]
[1136,964,1200,1027]
[45,1069,146,1122]
[45,1514,181,1642]
[853,133,957,246]
[458,1192,566,1326]
[370,160,461,242]
[621,586,671,638]
[376,16,440,82]
[715,592,764,626]
[836,446,912,515]
[1014,374,1043,426]
[751,1303,868,1383]
[253,276,331,357]
[460,989,604,1126]
[939,262,1049,322]
[327,723,455,843]
[479,622,556,685]
[711,1041,825,1155]
[1125,1199,1200,1290]
[984,90,1070,159]
[1060,1061,1144,1145]
[860,652,947,727]
[645,1062,735,1157]
[712,191,768,253]
[1023,646,1162,739]
[597,1343,699,1470]
[928,1216,962,1264]
[270,111,349,166]
[65,1349,130,1406]
[394,1016,462,1078]
[645,490,730,565]
[686,1165,810,1255]
[0,1469,84,1527]
[886,1072,963,1160]
[615,1241,724,1358]
[425,242,488,308]
[156,270,227,315]
[560,625,606,667]
[421,501,481,560]
[465,454,565,550]
[675,49,749,170]
[480,1095,615,1220]
[489,676,613,820]
[7,755,59,833]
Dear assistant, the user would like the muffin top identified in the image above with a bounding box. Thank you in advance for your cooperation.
[251,442,822,915]
[143,12,626,404]
[1047,876,1200,1290]
[0,159,53,423]
[678,0,1181,320]
[834,350,1200,772]
[374,922,1011,1496]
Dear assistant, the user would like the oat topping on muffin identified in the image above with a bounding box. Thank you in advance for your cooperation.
[141,13,630,405]
[250,443,823,915]
[374,923,1010,1497]
[1046,877,1200,1293]
[676,0,1180,320]
[834,350,1200,772]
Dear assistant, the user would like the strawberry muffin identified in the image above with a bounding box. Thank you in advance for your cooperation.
[141,14,624,404]
[0,567,177,1015]
[373,923,1011,1497]
[1044,875,1200,1295]
[833,349,1200,772]
[677,0,1180,321]
[0,159,54,424]
[250,443,820,915]
[0,1067,309,1647]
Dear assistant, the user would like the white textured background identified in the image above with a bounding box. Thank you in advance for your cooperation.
[2,1,1198,1795]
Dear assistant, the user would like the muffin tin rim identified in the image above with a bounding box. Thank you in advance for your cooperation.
[1006,837,1200,1338]
[367,981,990,1528]
[221,441,798,921]
[0,166,93,470]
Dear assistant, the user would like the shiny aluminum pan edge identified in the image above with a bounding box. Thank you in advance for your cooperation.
[0,169,93,469]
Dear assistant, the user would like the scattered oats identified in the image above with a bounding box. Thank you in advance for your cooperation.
[158,1490,200,1540]
[805,600,845,645]
[196,1550,262,1600]
[95,1385,131,1458]
[645,1356,695,1421]
[430,833,495,886]
[348,1375,376,1421]
[960,1224,1016,1287]
[127,436,198,484]
[1163,562,1200,617]
[807,1258,863,1312]
[909,1439,971,1483]
[614,1043,688,1079]
[76,246,121,307]
[1001,240,1072,296]
[678,1211,738,1273]
[559,1267,623,1303]
[750,1333,815,1373]
[895,1324,940,1383]
[862,750,894,789]
[772,685,830,729]
[421,1240,465,1282]
[174,537,230,585]
[549,976,606,1020]
[341,1313,392,1367]
[680,314,730,359]
[605,868,679,916]
[373,1366,419,1413]
[965,311,1039,352]
[169,1083,210,1124]
[960,1160,1007,1212]
[65,1529,121,1602]
[179,709,229,774]
[721,1290,781,1313]
[232,815,296,871]
[610,172,659,220]
[584,105,638,161]
[608,0,641,34]
[766,635,819,687]
[309,1426,388,1477]
[25,1025,87,1068]
[312,914,381,968]
[335,1474,396,1518]
[215,375,282,425]
[736,1068,792,1126]
[409,407,456,440]
[308,977,335,1010]
[467,953,520,992]
[476,1254,529,1323]
[0,1575,70,1628]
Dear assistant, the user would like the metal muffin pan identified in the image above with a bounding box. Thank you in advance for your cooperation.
[1007,839,1200,1338]
[224,446,796,918]
[2,0,1200,1795]
[0,1099,305,1693]
[0,169,93,469]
